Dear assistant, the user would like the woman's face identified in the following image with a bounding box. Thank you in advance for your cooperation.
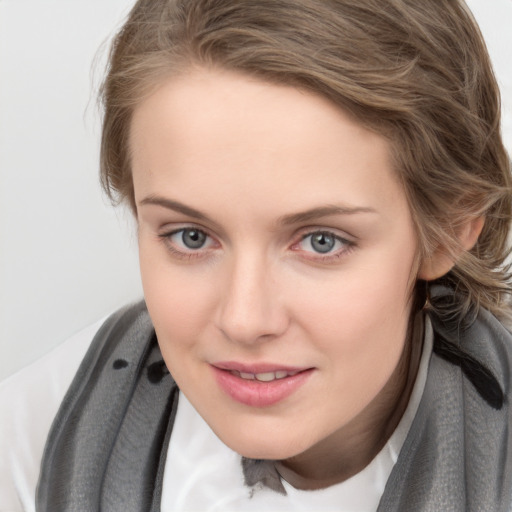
[131,68,419,461]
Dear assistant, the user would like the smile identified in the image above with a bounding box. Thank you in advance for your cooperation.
[230,369,301,381]
[211,363,314,407]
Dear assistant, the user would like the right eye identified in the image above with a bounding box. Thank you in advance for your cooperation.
[174,228,208,249]
[159,227,218,259]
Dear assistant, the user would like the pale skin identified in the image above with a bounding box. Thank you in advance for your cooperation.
[130,67,483,490]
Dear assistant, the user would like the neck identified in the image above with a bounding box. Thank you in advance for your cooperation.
[275,312,424,490]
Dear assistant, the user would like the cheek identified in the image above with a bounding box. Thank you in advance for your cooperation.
[292,257,413,342]
[138,240,216,347]
[290,243,416,391]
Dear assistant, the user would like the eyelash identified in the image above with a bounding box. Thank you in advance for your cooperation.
[291,230,355,263]
[157,226,355,263]
[158,227,218,261]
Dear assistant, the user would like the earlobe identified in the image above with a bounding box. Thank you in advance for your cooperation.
[418,217,485,281]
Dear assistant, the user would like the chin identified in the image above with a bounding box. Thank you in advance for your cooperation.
[217,426,312,461]
[236,444,303,462]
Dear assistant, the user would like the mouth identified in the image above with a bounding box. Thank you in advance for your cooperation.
[211,362,314,407]
[228,369,302,382]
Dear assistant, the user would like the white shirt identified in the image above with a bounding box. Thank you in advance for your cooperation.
[0,316,433,512]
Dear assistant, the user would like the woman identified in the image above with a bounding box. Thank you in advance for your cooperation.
[3,0,512,510]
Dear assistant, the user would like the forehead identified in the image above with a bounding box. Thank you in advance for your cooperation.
[129,68,408,224]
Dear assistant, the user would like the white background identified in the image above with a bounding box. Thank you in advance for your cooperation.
[1,0,511,380]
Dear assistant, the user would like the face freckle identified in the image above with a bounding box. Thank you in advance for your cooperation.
[131,67,419,470]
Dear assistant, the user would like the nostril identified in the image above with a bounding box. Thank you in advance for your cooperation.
[216,265,289,344]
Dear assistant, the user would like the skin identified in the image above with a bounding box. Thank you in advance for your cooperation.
[131,67,433,489]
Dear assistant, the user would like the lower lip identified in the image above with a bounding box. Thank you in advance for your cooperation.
[212,367,314,407]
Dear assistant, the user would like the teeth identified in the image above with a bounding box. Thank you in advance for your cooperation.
[255,372,276,382]
[232,370,298,381]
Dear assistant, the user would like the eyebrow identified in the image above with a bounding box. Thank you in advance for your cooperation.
[139,195,376,226]
[140,195,210,222]
[278,205,377,225]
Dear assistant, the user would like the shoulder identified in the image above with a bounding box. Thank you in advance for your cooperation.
[426,284,512,406]
[37,301,176,511]
[464,306,512,389]
[431,303,512,406]
[0,304,145,512]
[380,305,512,511]
[83,300,151,359]
[434,307,512,508]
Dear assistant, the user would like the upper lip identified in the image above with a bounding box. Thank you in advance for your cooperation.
[212,361,311,374]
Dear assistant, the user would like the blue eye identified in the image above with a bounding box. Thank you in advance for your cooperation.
[309,232,336,253]
[161,227,216,257]
[299,231,350,256]
[180,228,207,249]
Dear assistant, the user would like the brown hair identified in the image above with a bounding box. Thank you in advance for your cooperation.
[99,0,512,320]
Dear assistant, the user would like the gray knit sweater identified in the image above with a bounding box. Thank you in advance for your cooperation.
[36,295,512,511]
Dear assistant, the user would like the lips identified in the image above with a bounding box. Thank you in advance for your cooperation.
[231,369,300,381]
[211,362,314,407]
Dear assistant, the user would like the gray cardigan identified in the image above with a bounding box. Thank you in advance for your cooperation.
[36,296,512,511]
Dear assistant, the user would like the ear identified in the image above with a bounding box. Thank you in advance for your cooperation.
[418,217,485,281]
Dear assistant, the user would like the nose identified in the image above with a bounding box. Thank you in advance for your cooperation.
[215,252,289,345]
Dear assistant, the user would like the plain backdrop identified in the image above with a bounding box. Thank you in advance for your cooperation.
[1,0,512,380]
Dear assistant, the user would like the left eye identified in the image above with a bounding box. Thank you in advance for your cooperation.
[298,231,348,254]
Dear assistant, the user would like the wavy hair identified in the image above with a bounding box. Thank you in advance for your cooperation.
[99,0,512,320]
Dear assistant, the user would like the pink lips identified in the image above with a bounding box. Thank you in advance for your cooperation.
[211,362,314,407]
